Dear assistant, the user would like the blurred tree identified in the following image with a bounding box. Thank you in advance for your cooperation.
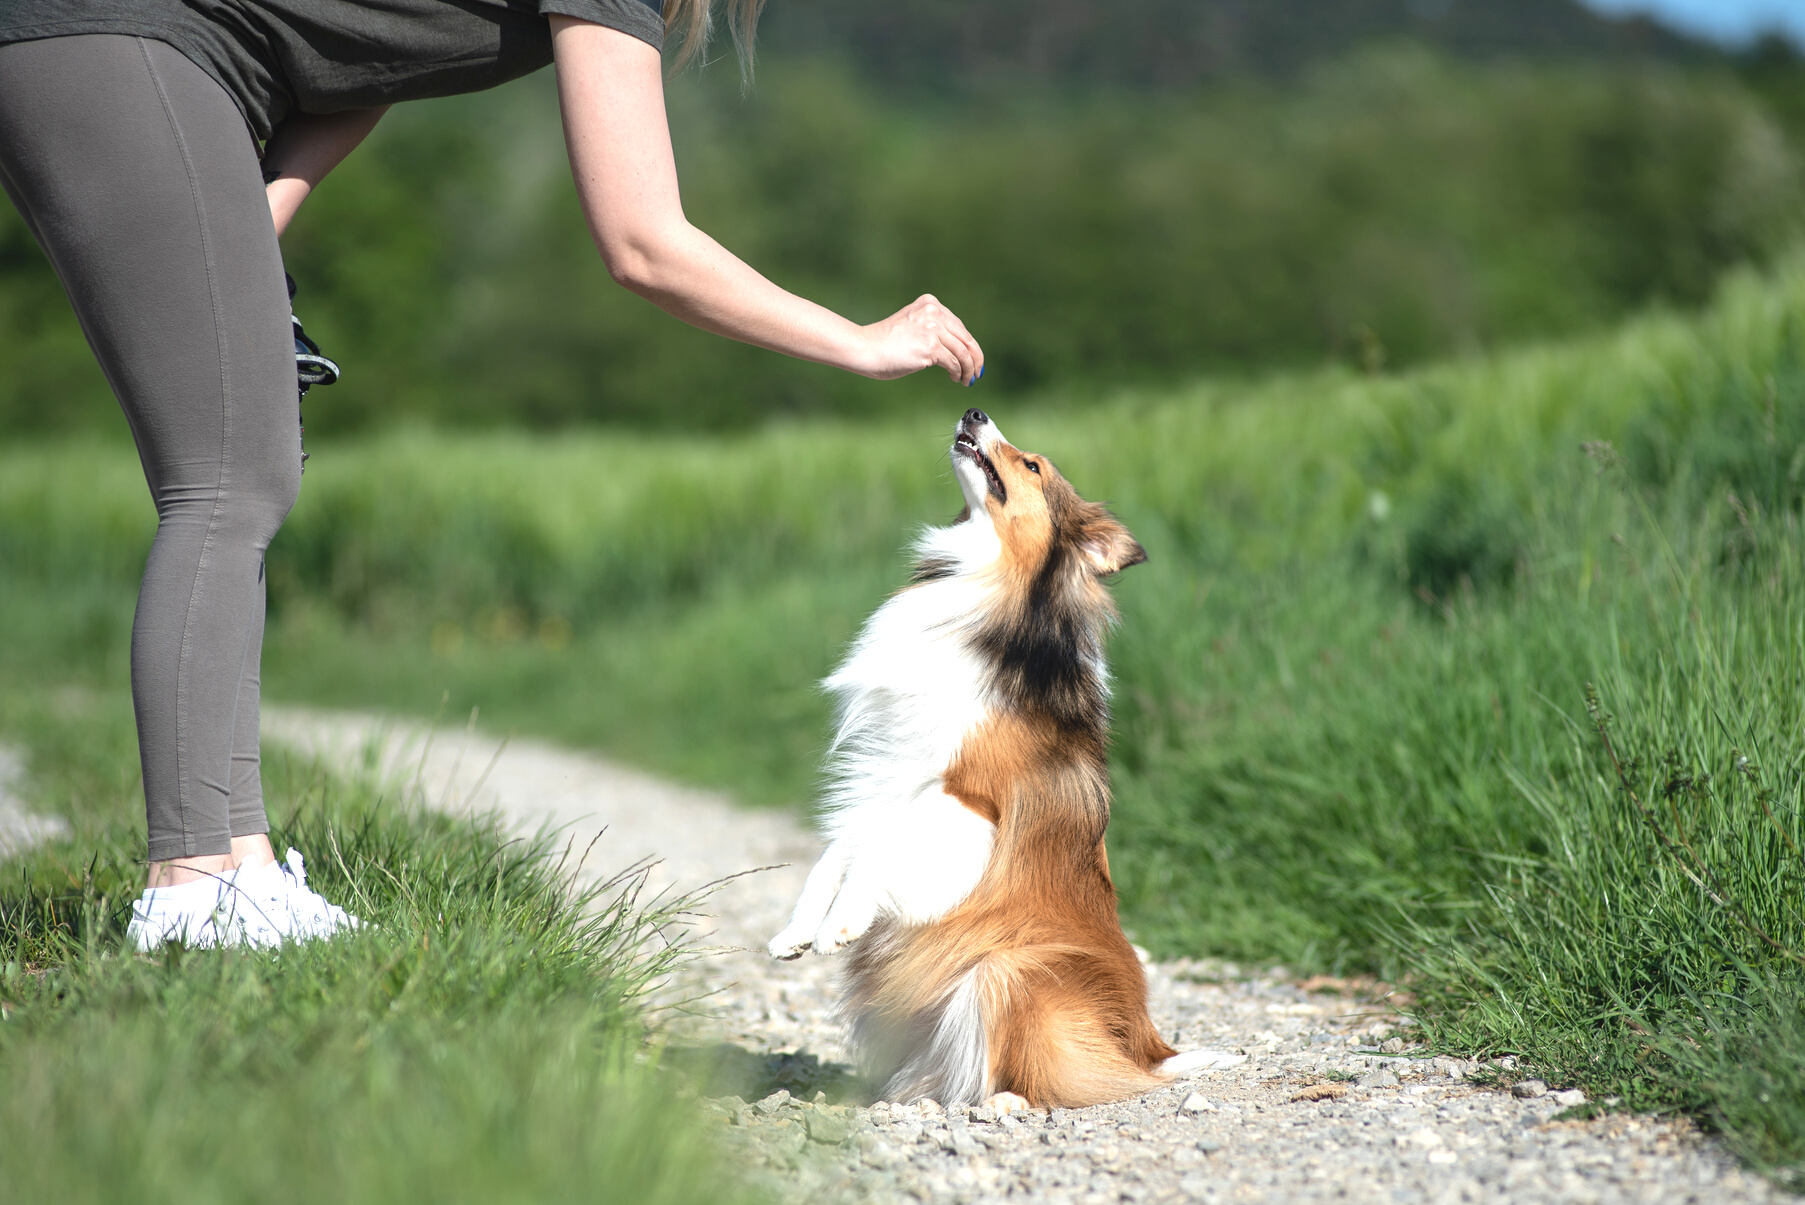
[419,53,1800,426]
[1,6,1801,434]
[755,0,1710,92]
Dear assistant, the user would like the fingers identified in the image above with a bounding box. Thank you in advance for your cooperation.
[936,324,975,384]
[939,308,985,386]
[861,294,985,384]
[908,295,961,382]
[911,294,982,385]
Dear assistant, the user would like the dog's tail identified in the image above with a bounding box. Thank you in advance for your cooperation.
[843,917,1172,1108]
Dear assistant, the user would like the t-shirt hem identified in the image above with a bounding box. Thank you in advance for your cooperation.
[539,0,665,52]
[0,23,266,142]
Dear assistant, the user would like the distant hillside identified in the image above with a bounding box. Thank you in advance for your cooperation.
[755,0,1716,90]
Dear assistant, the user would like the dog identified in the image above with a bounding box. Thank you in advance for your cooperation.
[769,408,1234,1111]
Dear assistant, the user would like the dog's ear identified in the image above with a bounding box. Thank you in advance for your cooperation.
[1079,514,1147,576]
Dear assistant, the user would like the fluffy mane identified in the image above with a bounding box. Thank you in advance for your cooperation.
[769,411,1187,1110]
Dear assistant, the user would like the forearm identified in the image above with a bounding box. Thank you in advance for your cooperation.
[552,21,862,368]
[602,220,872,371]
[262,107,390,236]
[553,17,981,384]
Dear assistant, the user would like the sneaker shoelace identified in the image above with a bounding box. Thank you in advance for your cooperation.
[277,849,357,933]
[130,854,357,950]
[214,871,286,947]
[206,859,304,946]
[129,886,247,949]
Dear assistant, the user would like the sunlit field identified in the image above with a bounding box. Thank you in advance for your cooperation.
[8,259,1805,1173]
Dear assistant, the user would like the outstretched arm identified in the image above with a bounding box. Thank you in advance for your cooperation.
[262,107,391,237]
[551,16,984,384]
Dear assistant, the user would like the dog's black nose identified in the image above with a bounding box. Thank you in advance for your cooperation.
[964,408,989,427]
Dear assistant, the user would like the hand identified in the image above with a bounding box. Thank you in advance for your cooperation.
[859,294,985,385]
[263,106,389,236]
[552,18,987,385]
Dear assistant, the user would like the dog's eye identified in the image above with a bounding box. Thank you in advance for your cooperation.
[1026,460,1041,475]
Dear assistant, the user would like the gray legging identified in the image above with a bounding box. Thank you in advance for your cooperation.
[0,35,299,861]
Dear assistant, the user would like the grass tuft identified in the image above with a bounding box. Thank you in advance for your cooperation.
[0,694,746,1204]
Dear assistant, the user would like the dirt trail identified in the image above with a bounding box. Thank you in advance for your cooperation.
[0,743,68,859]
[262,704,1794,1205]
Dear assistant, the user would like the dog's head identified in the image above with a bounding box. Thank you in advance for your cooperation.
[939,409,1144,729]
[949,408,1145,583]
[878,409,1143,732]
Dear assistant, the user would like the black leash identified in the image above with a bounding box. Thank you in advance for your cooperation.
[287,273,341,473]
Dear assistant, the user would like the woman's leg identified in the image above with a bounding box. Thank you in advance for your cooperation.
[0,35,297,881]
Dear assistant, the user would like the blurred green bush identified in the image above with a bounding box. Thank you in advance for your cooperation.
[2,48,1801,434]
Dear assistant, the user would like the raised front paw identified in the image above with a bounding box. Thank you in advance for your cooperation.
[813,885,880,954]
[767,926,814,961]
[811,922,863,955]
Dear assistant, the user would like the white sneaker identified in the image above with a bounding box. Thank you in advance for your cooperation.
[126,875,245,951]
[231,848,360,943]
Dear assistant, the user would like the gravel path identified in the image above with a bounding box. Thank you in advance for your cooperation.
[262,706,1794,1205]
[0,743,69,858]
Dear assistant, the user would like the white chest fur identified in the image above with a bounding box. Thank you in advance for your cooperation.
[768,518,1004,958]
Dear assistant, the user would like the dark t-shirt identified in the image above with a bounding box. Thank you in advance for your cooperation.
[0,0,665,141]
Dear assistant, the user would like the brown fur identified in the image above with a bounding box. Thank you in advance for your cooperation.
[842,434,1171,1108]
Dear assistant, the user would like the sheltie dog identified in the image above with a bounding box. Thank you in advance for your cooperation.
[769,408,1231,1110]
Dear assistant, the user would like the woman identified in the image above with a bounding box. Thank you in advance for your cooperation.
[0,0,984,949]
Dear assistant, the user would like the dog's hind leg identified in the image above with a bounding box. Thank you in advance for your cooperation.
[769,842,851,959]
[983,1092,1037,1117]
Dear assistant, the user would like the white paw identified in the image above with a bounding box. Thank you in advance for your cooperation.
[1160,1050,1247,1078]
[811,919,867,955]
[983,1091,1039,1117]
[767,927,813,961]
[813,887,879,954]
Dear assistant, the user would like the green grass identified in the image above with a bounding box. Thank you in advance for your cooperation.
[8,258,1805,1177]
[0,681,749,1204]
[14,261,1802,802]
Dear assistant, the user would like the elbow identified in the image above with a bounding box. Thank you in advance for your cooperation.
[604,251,657,295]
[598,228,674,297]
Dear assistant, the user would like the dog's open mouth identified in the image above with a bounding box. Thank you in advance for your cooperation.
[955,430,1006,501]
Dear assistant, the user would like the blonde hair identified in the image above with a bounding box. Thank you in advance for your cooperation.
[664,0,768,76]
